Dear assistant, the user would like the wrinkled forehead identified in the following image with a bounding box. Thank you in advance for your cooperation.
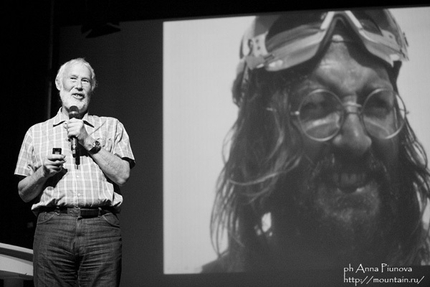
[64,62,92,78]
[273,40,393,103]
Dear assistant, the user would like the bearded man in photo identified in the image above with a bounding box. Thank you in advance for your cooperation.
[203,9,430,272]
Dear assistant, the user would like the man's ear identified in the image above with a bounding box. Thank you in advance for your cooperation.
[55,78,61,91]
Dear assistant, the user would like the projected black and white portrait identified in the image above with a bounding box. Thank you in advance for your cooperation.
[163,7,430,274]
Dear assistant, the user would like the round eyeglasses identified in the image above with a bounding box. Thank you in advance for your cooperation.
[291,88,407,142]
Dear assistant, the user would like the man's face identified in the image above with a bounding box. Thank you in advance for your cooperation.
[57,62,93,116]
[275,38,402,262]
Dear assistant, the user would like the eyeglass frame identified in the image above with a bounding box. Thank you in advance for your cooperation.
[289,88,408,142]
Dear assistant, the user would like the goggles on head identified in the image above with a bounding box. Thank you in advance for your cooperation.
[239,9,409,73]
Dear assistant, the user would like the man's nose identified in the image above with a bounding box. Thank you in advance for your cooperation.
[331,111,371,158]
[75,80,83,89]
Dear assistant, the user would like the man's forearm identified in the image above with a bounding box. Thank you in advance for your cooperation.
[18,168,48,203]
[89,148,131,186]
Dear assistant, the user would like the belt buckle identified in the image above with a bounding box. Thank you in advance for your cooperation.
[78,207,102,218]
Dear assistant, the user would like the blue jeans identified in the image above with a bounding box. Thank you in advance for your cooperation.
[33,210,122,287]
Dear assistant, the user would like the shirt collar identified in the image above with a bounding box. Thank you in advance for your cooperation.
[52,108,94,128]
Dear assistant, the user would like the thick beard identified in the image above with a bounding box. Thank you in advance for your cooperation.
[283,151,401,265]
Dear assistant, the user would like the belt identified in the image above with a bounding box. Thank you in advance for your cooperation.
[38,206,115,218]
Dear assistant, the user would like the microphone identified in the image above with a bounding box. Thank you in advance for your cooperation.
[69,106,79,160]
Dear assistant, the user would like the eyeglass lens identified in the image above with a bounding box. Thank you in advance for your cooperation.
[297,89,406,141]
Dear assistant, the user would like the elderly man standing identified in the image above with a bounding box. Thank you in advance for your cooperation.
[15,58,135,286]
[204,10,430,272]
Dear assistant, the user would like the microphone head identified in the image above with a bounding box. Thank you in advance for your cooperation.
[69,106,79,119]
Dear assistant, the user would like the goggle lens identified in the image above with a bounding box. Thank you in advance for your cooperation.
[242,10,408,72]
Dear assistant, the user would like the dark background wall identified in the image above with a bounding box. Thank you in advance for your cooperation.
[2,0,53,248]
[2,0,429,286]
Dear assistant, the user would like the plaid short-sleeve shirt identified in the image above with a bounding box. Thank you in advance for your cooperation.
[14,108,135,213]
